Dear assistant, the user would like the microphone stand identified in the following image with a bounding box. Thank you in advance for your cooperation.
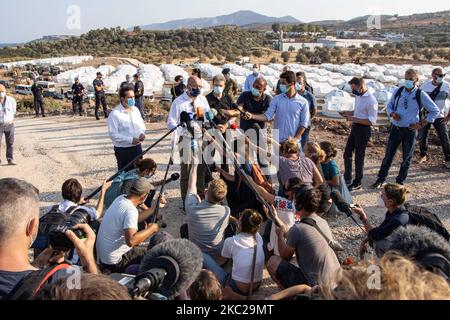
[204,115,281,227]
[85,122,185,201]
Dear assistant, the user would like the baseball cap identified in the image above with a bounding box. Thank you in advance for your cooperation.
[130,178,154,196]
[222,68,231,75]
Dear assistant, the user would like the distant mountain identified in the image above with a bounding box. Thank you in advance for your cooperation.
[0,43,21,48]
[135,10,300,30]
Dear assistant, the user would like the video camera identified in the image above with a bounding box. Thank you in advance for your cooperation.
[32,206,93,252]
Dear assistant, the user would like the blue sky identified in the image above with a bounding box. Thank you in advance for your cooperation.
[1,0,449,43]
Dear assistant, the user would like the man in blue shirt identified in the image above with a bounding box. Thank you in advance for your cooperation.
[243,71,310,146]
[372,69,439,188]
[243,64,263,92]
[296,73,317,148]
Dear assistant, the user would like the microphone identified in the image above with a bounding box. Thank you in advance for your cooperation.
[330,190,354,218]
[135,239,203,298]
[196,107,205,122]
[227,119,239,130]
[180,111,194,136]
[386,225,450,281]
[168,173,180,183]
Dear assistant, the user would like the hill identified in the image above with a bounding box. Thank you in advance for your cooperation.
[135,10,299,30]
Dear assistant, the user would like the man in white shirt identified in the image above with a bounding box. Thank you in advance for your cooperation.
[0,84,17,166]
[96,178,160,273]
[419,67,450,169]
[167,76,211,207]
[341,77,379,191]
[108,86,146,172]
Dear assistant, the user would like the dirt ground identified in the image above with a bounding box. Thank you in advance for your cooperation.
[1,115,449,299]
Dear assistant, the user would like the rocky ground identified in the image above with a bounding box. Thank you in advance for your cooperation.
[1,115,449,299]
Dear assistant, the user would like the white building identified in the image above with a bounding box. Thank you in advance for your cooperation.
[317,36,386,48]
[280,42,324,51]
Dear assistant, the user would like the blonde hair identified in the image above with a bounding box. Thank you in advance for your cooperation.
[320,252,450,300]
[280,138,299,155]
[207,179,227,204]
[384,183,409,206]
[212,74,226,84]
[405,68,419,82]
[305,142,326,163]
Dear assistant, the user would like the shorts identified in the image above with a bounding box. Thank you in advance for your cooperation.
[276,260,310,288]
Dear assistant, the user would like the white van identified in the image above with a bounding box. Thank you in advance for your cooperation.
[36,81,56,93]
[15,85,33,95]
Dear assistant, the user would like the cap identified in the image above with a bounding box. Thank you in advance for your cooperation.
[222,68,231,75]
[130,178,154,196]
[97,72,103,76]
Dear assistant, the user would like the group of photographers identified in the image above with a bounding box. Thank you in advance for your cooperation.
[0,66,449,301]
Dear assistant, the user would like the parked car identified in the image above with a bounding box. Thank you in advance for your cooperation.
[43,91,64,100]
[15,84,33,95]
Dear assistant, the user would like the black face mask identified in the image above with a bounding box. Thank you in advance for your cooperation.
[352,90,362,96]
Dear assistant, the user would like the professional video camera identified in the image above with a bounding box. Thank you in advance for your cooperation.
[32,206,93,251]
[111,239,203,300]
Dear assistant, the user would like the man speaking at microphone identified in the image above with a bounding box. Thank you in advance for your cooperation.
[167,76,211,209]
[108,86,147,172]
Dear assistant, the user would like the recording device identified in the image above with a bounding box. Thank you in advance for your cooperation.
[32,207,92,251]
[166,173,180,183]
[116,239,203,299]
[330,190,366,233]
[386,225,450,281]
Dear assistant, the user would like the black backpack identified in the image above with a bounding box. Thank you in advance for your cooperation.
[393,87,425,121]
[6,264,72,300]
[404,203,450,242]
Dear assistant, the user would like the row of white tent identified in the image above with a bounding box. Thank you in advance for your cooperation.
[0,56,94,69]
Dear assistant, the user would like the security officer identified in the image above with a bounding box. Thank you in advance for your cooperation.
[72,77,85,116]
[31,81,45,118]
[133,74,145,120]
[93,72,108,120]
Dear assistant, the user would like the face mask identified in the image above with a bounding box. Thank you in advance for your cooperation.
[376,194,385,208]
[404,80,415,91]
[436,76,444,84]
[295,83,302,92]
[279,84,289,94]
[0,92,5,98]
[189,87,201,97]
[127,98,135,107]
[214,86,224,96]
[352,89,362,96]
[251,87,261,97]
[253,69,259,76]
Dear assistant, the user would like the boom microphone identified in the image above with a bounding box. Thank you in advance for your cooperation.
[330,190,354,218]
[386,225,450,281]
[134,239,203,298]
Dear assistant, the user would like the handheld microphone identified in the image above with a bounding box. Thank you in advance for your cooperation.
[196,107,205,122]
[330,190,354,218]
[228,119,239,130]
[168,173,180,183]
[180,111,194,136]
[135,239,203,298]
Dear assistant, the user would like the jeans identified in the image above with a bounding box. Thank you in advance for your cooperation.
[95,93,108,118]
[0,123,14,161]
[135,96,145,120]
[419,118,450,162]
[300,127,311,150]
[114,145,143,172]
[344,124,372,185]
[34,98,45,116]
[202,253,246,295]
[377,126,417,184]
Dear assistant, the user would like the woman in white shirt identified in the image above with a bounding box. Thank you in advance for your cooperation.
[203,209,265,298]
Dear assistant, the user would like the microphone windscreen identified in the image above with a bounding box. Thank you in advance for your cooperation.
[170,173,180,182]
[180,111,191,124]
[206,110,215,121]
[386,225,450,262]
[139,239,203,298]
[330,190,353,217]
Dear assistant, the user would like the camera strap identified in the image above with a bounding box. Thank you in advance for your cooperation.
[6,263,72,300]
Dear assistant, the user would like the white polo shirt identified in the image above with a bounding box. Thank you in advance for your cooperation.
[167,92,211,136]
[108,104,146,148]
[0,96,17,124]
[353,91,379,125]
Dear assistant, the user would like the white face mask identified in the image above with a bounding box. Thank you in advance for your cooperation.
[376,194,385,208]
[0,92,6,98]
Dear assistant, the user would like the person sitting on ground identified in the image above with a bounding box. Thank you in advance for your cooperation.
[353,183,410,258]
[267,252,450,300]
[96,178,163,273]
[35,273,131,300]
[182,154,234,266]
[319,141,352,205]
[0,178,98,300]
[203,209,265,299]
[188,269,223,301]
[267,186,341,290]
[278,139,324,197]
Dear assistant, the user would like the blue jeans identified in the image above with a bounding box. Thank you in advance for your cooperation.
[135,95,145,120]
[300,127,311,150]
[377,126,417,184]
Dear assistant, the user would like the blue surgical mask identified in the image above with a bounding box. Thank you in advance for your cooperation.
[251,87,261,97]
[127,98,135,107]
[189,87,201,97]
[214,86,224,96]
[295,83,302,92]
[404,80,415,91]
[436,76,444,84]
[279,84,288,94]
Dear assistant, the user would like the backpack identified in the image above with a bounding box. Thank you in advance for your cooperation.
[393,87,425,121]
[404,203,450,242]
[428,83,443,102]
[103,170,140,209]
[6,264,72,300]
